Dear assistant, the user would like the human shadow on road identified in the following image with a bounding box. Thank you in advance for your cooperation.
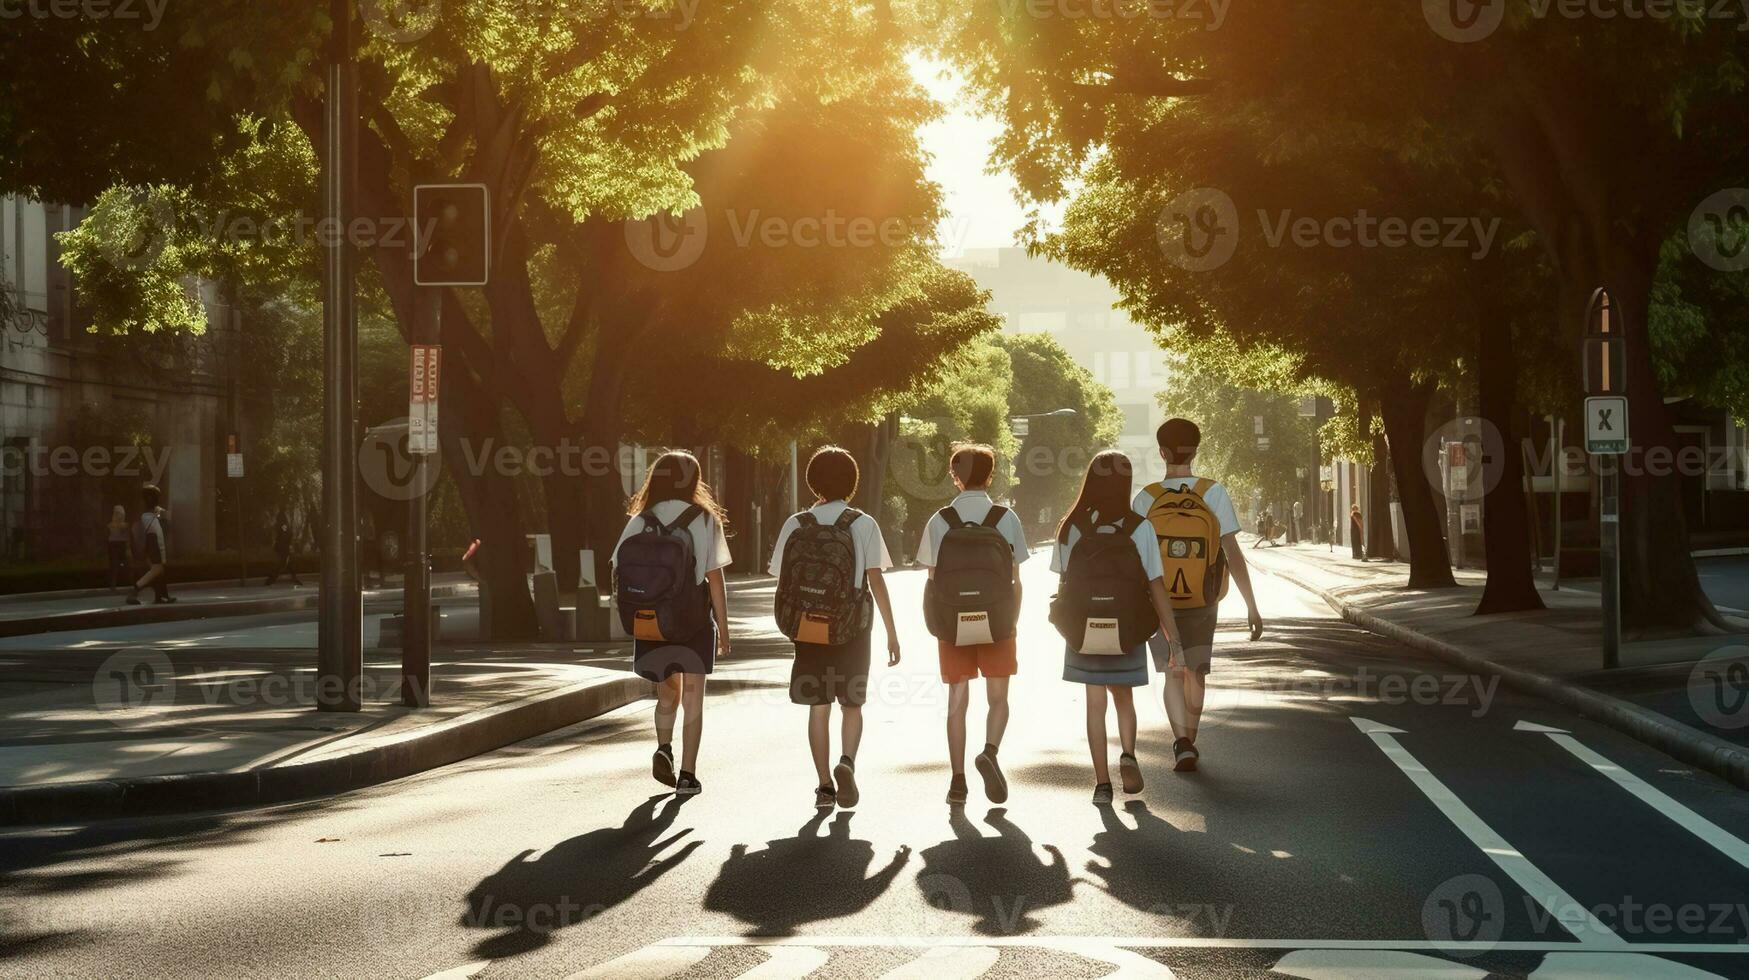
[702,810,910,936]
[461,794,701,959]
[1085,800,1236,937]
[914,807,1071,935]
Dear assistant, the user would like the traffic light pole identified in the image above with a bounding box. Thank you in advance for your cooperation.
[403,292,434,707]
[318,0,363,712]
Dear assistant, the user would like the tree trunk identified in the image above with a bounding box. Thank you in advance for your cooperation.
[1366,430,1394,560]
[1475,313,1545,614]
[1379,380,1457,588]
[440,363,537,639]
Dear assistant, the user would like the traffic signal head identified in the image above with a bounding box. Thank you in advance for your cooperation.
[414,184,490,286]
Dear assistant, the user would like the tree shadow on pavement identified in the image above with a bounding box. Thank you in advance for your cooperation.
[702,810,910,936]
[461,793,700,960]
[914,807,1072,936]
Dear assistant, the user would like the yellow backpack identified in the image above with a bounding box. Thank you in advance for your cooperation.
[1143,478,1229,610]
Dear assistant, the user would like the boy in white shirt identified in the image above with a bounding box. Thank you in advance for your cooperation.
[768,447,902,810]
[916,443,1029,806]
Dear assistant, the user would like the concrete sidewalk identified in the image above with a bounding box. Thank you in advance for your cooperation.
[0,579,793,825]
[1245,538,1749,788]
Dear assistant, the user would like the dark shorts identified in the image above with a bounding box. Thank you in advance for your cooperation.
[940,638,1018,684]
[634,621,716,682]
[1151,605,1218,675]
[790,628,872,706]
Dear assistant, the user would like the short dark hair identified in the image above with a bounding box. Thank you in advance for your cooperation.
[806,446,859,502]
[140,484,161,509]
[949,442,996,489]
[1156,418,1201,465]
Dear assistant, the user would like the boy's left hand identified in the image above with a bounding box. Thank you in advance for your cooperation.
[887,636,902,667]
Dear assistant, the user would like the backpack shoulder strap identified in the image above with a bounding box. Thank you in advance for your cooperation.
[665,504,705,535]
[981,505,1009,528]
[796,512,819,528]
[1191,478,1215,498]
[936,506,966,528]
[1056,509,1092,546]
[834,507,863,531]
[1143,482,1167,504]
[639,511,661,533]
[1116,512,1145,536]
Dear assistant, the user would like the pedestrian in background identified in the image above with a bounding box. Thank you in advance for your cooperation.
[613,450,732,798]
[768,446,902,811]
[1350,503,1365,561]
[264,512,304,587]
[106,504,131,591]
[127,484,174,605]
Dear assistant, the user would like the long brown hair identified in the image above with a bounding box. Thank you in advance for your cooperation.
[627,449,728,526]
[1056,450,1134,541]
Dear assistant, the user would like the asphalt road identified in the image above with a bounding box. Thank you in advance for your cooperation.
[5,564,1749,979]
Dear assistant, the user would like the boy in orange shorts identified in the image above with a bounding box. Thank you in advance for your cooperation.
[917,444,1030,805]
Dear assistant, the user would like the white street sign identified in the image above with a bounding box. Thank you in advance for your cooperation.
[1584,396,1629,455]
[409,345,442,455]
[226,453,244,479]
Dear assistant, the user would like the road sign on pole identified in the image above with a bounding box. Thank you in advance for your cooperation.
[409,345,441,455]
[1582,287,1628,670]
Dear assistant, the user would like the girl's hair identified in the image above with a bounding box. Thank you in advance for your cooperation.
[627,449,728,525]
[806,446,859,502]
[1056,450,1134,541]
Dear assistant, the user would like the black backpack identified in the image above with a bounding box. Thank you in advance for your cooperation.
[1049,512,1159,655]
[923,504,1018,643]
[774,508,872,645]
[615,506,710,642]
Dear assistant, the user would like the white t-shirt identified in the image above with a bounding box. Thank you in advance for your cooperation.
[1132,477,1241,538]
[612,500,732,585]
[1048,513,1165,581]
[767,500,894,587]
[916,491,1030,568]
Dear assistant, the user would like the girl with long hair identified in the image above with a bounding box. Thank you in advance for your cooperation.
[1050,450,1181,804]
[613,450,732,797]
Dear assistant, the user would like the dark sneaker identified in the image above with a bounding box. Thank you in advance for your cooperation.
[1119,752,1144,794]
[814,785,837,810]
[975,748,1008,804]
[1092,782,1114,805]
[155,596,178,605]
[651,746,676,787]
[675,772,702,796]
[833,758,859,808]
[946,773,968,806]
[1172,737,1198,772]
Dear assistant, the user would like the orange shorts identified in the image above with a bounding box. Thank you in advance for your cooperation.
[939,638,1018,684]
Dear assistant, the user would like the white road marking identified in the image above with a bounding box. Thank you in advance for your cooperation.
[417,963,490,980]
[1068,943,1177,978]
[741,944,830,979]
[658,936,1749,955]
[561,944,712,980]
[1529,952,1729,979]
[1272,949,1489,979]
[1516,720,1749,870]
[1351,717,1625,949]
[876,944,999,978]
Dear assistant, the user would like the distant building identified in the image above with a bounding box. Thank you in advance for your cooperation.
[1,196,241,563]
[947,248,1166,480]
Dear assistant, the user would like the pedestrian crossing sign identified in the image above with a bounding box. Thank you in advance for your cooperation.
[1584,396,1629,455]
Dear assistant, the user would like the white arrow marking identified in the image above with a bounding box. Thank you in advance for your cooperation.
[877,944,999,979]
[741,945,830,979]
[1272,949,1490,979]
[564,944,712,980]
[1352,717,1625,948]
[1515,720,1749,870]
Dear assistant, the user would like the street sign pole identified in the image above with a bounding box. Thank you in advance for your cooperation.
[318,0,363,712]
[403,299,436,708]
[1601,454,1621,668]
[1584,288,1628,670]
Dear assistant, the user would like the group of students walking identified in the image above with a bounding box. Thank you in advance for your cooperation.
[609,418,1263,806]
